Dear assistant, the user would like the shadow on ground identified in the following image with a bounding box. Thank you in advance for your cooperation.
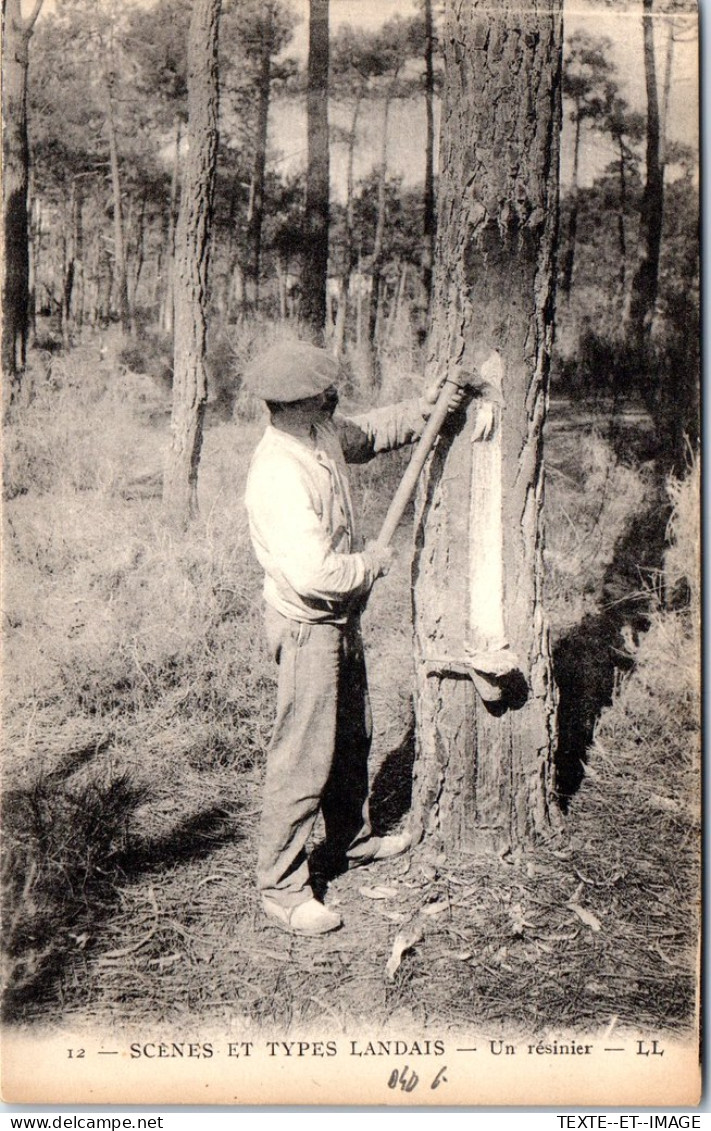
[116,806,243,874]
[310,719,416,899]
[553,489,670,809]
[369,716,416,834]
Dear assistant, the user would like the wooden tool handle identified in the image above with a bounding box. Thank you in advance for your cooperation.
[375,378,460,550]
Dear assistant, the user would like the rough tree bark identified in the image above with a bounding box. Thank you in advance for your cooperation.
[1,0,45,394]
[163,0,221,526]
[300,0,329,337]
[411,0,563,858]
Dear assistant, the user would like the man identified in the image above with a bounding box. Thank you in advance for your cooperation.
[244,340,463,937]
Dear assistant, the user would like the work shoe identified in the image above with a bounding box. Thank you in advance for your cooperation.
[348,831,412,869]
[262,896,342,936]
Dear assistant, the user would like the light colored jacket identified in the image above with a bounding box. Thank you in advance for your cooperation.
[245,399,429,623]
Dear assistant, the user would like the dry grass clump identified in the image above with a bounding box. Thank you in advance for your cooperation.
[5,493,266,728]
[4,347,163,501]
[664,449,700,615]
[545,430,649,631]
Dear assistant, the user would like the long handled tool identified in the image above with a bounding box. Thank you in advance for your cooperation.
[373,364,521,705]
[374,374,466,551]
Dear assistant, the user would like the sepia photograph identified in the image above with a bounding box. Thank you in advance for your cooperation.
[0,0,701,1108]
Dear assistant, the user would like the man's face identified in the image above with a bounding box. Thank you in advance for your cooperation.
[306,385,339,421]
[273,385,340,433]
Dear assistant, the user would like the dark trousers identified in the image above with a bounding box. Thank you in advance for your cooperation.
[257,605,374,906]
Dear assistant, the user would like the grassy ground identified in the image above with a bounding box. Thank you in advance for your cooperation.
[1,330,700,1041]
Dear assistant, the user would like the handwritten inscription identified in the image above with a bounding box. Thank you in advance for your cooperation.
[387,1064,449,1092]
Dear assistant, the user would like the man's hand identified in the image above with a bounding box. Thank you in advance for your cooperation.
[363,542,395,580]
[422,377,468,416]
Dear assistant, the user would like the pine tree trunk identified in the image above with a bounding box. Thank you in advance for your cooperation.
[98,241,113,327]
[163,0,221,527]
[628,0,663,350]
[617,136,627,308]
[277,255,288,320]
[411,0,563,858]
[104,73,132,335]
[246,2,274,311]
[74,186,85,331]
[28,195,40,347]
[300,0,329,337]
[132,196,146,302]
[560,113,581,296]
[659,19,674,167]
[333,96,362,358]
[161,116,182,334]
[2,0,44,394]
[422,0,436,326]
[333,276,348,357]
[62,181,83,342]
[367,88,394,355]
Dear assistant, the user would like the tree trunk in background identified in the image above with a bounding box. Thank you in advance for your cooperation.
[131,195,147,305]
[163,0,221,526]
[62,181,83,342]
[161,115,182,334]
[422,0,436,328]
[616,135,628,306]
[560,113,581,296]
[97,240,113,327]
[333,95,363,358]
[74,184,85,330]
[659,19,674,167]
[412,0,563,857]
[1,0,44,397]
[104,72,132,335]
[647,9,696,473]
[384,260,407,346]
[367,86,395,358]
[28,194,41,346]
[300,0,329,338]
[246,1,274,311]
[628,0,663,351]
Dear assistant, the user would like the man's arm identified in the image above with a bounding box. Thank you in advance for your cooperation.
[336,398,430,464]
[246,457,390,601]
[335,375,472,464]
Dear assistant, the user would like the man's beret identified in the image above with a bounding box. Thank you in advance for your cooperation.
[243,340,340,403]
